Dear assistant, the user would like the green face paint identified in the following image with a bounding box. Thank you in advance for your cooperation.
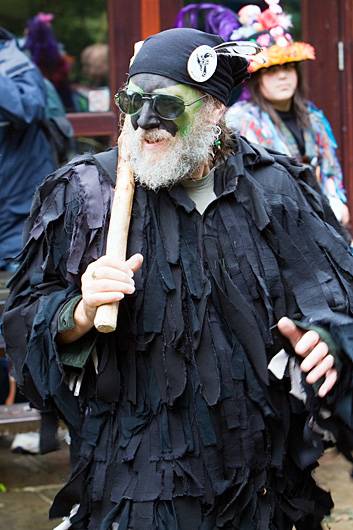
[126,79,205,137]
[127,80,144,94]
[161,84,205,137]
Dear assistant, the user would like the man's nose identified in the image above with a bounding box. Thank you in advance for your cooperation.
[136,100,160,130]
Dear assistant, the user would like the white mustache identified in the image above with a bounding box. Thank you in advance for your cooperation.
[138,128,172,142]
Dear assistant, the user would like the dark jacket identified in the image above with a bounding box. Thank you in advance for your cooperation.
[0,30,55,268]
[3,138,353,529]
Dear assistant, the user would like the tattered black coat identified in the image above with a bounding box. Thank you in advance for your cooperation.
[3,137,353,530]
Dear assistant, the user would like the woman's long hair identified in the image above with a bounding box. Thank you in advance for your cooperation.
[247,63,310,129]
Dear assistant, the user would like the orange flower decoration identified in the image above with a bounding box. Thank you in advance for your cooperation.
[248,42,316,73]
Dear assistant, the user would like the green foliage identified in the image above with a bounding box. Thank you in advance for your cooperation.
[282,0,301,38]
[0,0,108,84]
[0,0,108,59]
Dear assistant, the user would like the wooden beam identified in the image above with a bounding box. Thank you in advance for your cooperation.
[140,0,184,37]
[302,0,353,214]
[301,0,341,141]
[340,0,353,210]
[108,0,141,94]
[67,112,116,137]
[160,0,184,30]
[141,0,160,38]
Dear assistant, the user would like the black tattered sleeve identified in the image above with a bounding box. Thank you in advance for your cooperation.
[3,154,114,432]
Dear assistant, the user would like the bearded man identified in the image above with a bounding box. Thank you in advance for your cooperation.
[3,29,353,530]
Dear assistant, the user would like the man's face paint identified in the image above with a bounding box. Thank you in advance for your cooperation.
[127,73,206,138]
[123,73,218,191]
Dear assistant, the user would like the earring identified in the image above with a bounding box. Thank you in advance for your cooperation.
[213,124,222,150]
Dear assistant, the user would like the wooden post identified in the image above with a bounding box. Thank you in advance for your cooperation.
[108,0,184,90]
[302,0,353,213]
[339,0,353,212]
[108,0,141,93]
[141,0,160,39]
[160,0,184,30]
[141,0,184,38]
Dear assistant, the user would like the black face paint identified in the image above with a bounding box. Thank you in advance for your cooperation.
[129,74,179,137]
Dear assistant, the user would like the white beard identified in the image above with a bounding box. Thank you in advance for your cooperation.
[124,102,219,191]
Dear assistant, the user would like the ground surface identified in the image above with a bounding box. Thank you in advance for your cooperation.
[0,436,352,530]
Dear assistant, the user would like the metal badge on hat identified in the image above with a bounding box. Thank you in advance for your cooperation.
[187,41,264,83]
[187,45,218,83]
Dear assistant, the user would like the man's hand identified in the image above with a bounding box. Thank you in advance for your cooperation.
[277,317,338,397]
[81,253,143,323]
[57,253,143,345]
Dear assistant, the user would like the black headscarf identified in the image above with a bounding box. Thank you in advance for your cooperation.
[128,28,249,105]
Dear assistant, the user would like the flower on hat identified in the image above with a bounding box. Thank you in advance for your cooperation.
[256,33,271,47]
[175,1,316,75]
[248,41,316,73]
[277,13,292,30]
[267,0,282,14]
[269,26,284,38]
[258,9,281,30]
[238,5,261,26]
[232,1,316,72]
[230,25,257,40]
[276,36,290,47]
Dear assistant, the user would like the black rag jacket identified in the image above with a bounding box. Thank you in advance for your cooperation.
[3,137,353,530]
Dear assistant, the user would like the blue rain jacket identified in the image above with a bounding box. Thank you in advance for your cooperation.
[0,32,55,268]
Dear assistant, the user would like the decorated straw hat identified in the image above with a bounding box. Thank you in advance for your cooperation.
[230,0,315,72]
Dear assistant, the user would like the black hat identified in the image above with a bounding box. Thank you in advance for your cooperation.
[128,28,250,105]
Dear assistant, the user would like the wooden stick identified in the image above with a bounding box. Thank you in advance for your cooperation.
[94,162,135,333]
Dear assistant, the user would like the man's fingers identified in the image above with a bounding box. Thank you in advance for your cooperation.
[88,279,135,295]
[91,255,134,275]
[126,253,144,273]
[318,368,338,398]
[299,341,328,370]
[305,354,335,385]
[277,317,338,397]
[88,266,135,284]
[87,254,143,276]
[295,330,320,357]
[277,317,304,348]
[85,292,125,307]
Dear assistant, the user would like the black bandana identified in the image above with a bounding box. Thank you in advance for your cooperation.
[128,28,249,105]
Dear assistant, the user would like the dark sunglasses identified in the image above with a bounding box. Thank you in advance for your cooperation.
[114,90,208,120]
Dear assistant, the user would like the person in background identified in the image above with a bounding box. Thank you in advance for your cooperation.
[24,12,75,112]
[225,0,350,226]
[81,43,109,88]
[0,27,55,271]
[72,43,110,113]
